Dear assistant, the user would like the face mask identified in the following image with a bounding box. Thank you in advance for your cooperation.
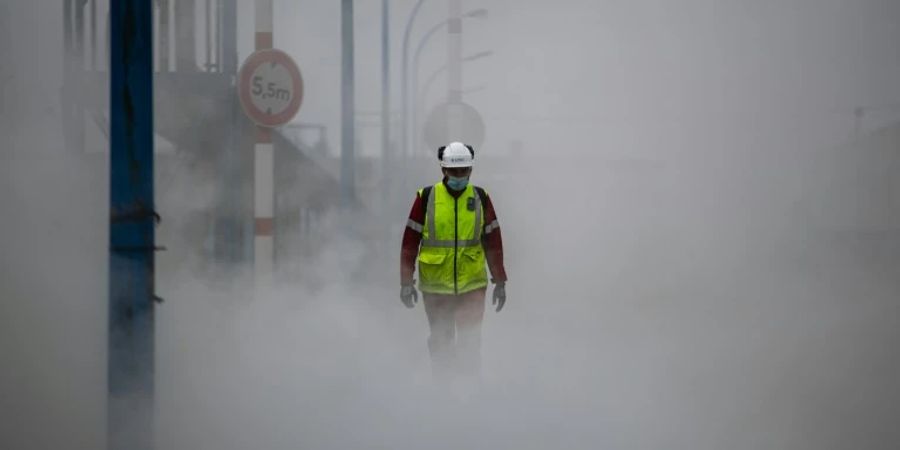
[446,175,469,191]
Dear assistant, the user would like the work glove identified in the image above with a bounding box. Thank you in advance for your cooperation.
[492,281,507,312]
[400,283,418,309]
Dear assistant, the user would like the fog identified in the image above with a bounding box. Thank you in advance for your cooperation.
[3,1,900,449]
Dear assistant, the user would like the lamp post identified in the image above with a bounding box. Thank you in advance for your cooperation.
[409,8,486,153]
[413,9,487,78]
[414,50,493,153]
[381,0,390,213]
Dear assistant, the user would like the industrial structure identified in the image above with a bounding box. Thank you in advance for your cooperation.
[62,2,347,449]
[61,0,348,280]
[56,0,501,448]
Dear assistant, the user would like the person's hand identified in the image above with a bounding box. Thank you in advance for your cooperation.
[400,284,418,309]
[492,282,507,312]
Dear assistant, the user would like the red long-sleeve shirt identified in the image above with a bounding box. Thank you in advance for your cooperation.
[401,183,507,286]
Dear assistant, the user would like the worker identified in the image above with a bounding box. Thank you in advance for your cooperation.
[400,141,508,381]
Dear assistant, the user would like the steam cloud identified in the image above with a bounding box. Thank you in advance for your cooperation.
[2,1,900,450]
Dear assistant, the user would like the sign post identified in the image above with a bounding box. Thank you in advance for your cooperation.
[238,49,304,128]
[239,31,303,287]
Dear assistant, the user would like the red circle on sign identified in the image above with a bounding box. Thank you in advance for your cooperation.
[238,49,304,127]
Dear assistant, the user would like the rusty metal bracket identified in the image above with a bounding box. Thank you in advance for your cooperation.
[111,208,161,225]
[110,245,167,252]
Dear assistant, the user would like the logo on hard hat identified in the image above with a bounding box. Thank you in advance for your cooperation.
[438,142,475,167]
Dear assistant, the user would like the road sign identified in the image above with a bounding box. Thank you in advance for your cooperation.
[238,49,303,127]
[423,101,486,151]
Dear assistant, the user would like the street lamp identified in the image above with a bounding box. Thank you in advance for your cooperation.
[414,9,488,78]
[400,2,486,192]
[411,8,488,113]
[409,9,489,156]
[403,7,488,156]
[419,49,494,96]
[414,50,494,153]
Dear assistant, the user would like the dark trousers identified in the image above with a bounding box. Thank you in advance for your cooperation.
[422,288,486,380]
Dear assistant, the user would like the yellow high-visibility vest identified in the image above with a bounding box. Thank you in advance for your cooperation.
[417,182,488,294]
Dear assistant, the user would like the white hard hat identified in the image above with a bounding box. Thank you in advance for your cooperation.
[439,142,475,168]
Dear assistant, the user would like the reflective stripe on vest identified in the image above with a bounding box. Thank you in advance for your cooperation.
[417,183,488,294]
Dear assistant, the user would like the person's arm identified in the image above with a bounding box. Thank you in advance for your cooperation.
[400,193,425,285]
[481,192,508,283]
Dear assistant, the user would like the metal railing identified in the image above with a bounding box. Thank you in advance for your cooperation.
[63,0,229,74]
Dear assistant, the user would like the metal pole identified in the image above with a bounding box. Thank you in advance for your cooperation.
[62,0,73,147]
[446,0,462,138]
[175,0,196,71]
[108,1,156,449]
[420,50,492,108]
[400,0,427,193]
[410,9,485,153]
[157,0,169,72]
[381,0,391,213]
[205,0,212,71]
[75,0,85,69]
[64,1,72,60]
[341,0,356,208]
[215,0,222,71]
[411,21,445,154]
[90,0,97,69]
[224,0,244,265]
[73,0,86,153]
[213,0,243,269]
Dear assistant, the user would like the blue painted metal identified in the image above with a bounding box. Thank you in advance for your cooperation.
[108,0,156,449]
